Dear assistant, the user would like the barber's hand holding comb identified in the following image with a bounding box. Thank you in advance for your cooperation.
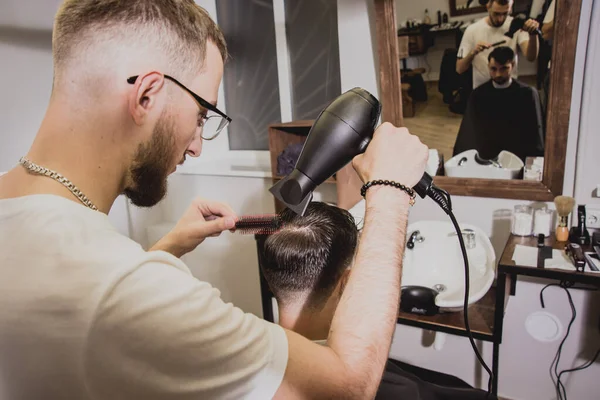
[150,198,237,258]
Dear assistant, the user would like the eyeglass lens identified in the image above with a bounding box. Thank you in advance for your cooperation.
[201,114,230,140]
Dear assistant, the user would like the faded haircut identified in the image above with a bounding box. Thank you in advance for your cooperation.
[259,202,358,311]
[488,46,515,64]
[52,0,227,81]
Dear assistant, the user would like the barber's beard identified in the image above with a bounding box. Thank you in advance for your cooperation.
[489,17,505,27]
[124,116,177,208]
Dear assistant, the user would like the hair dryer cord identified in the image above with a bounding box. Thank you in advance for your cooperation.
[426,184,494,397]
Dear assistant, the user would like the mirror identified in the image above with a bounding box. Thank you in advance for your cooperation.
[375,0,581,200]
[450,0,487,17]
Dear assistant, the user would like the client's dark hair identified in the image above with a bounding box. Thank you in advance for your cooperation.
[488,46,515,64]
[259,202,358,310]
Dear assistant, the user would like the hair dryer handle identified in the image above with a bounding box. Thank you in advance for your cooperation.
[355,136,432,199]
[414,172,433,199]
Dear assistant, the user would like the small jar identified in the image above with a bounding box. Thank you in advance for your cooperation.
[512,205,533,236]
[533,208,553,237]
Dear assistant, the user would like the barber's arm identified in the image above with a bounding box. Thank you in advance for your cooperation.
[542,20,554,41]
[456,29,490,74]
[520,19,540,61]
[274,124,428,399]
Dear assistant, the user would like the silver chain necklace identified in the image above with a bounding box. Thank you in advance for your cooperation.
[18,157,99,211]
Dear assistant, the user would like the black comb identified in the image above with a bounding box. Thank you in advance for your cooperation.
[234,214,283,235]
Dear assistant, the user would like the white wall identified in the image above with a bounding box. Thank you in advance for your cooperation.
[1,1,599,399]
[0,27,52,172]
[574,1,600,207]
[0,5,134,237]
[0,0,62,31]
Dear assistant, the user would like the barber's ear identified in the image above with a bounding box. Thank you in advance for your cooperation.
[128,72,165,126]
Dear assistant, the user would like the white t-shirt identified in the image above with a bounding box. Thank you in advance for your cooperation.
[0,194,288,400]
[458,16,529,89]
[544,0,556,23]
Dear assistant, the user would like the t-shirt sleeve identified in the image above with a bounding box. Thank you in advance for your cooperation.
[458,26,475,59]
[544,0,556,23]
[83,259,288,400]
[517,28,530,46]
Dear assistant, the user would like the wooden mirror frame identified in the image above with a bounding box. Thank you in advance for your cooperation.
[449,0,487,17]
[374,0,582,201]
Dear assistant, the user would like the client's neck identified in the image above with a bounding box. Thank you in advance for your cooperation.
[277,296,338,342]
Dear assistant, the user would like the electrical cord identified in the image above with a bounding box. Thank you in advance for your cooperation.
[556,347,600,399]
[427,184,494,397]
[540,282,599,400]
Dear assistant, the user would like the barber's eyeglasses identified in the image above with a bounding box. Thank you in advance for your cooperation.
[127,74,232,140]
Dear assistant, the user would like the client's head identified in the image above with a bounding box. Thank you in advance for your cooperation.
[488,46,515,85]
[259,202,358,339]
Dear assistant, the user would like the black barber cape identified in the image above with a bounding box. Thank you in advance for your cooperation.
[375,359,495,400]
[452,79,545,162]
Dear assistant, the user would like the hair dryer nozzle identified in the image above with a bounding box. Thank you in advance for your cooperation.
[269,170,315,216]
[268,87,381,216]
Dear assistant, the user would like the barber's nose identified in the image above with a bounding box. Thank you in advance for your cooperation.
[186,135,203,158]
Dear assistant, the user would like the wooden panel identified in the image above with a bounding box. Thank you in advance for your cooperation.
[432,177,555,202]
[375,0,403,126]
[542,0,583,197]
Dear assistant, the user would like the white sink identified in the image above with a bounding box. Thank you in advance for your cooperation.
[402,220,496,311]
[445,149,524,180]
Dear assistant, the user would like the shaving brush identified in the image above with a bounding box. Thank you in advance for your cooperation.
[554,196,575,242]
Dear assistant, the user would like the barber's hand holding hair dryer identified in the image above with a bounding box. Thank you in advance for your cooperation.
[269,87,446,216]
[270,87,495,395]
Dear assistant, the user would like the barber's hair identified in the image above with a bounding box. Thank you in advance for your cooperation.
[52,0,227,79]
[259,202,358,310]
[488,46,515,64]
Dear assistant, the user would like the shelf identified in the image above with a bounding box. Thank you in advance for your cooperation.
[272,175,337,184]
[268,120,314,129]
[397,286,497,341]
[498,235,600,286]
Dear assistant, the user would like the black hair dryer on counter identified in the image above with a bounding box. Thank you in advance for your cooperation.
[269,87,438,216]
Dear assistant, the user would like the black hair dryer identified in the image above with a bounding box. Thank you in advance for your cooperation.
[269,87,434,216]
[505,15,542,38]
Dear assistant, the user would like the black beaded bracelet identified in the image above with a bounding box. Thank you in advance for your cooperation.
[360,179,417,206]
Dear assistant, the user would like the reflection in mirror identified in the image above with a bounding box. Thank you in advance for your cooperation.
[451,0,487,16]
[395,0,557,181]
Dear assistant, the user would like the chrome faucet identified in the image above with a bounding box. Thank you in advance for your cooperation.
[407,230,425,249]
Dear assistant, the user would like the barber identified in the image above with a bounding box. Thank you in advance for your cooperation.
[0,1,428,399]
[456,0,540,89]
